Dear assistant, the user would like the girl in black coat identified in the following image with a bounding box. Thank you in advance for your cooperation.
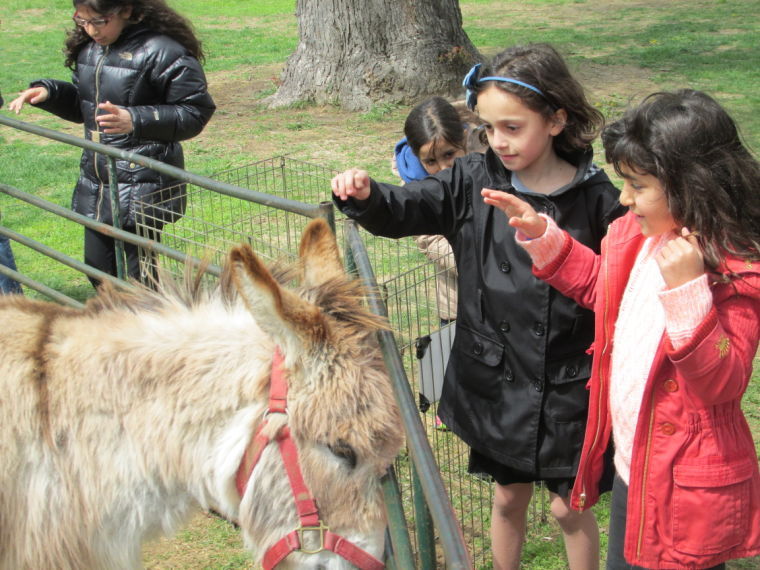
[333,44,625,570]
[9,0,215,286]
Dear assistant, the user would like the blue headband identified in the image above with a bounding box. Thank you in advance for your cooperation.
[462,63,546,110]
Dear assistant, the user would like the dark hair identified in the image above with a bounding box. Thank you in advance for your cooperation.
[471,43,603,158]
[404,97,467,158]
[603,89,760,270]
[65,0,204,69]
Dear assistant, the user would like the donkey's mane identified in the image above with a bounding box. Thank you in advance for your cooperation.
[84,255,388,332]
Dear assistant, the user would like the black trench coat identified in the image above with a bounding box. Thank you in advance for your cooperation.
[335,149,626,476]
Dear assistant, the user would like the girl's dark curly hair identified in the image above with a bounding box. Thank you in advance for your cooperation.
[65,0,205,69]
[471,43,604,159]
[603,89,760,271]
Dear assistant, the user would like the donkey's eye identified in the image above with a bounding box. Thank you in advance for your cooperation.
[328,440,357,469]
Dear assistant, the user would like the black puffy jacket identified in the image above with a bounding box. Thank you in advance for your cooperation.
[32,24,215,229]
[335,149,627,476]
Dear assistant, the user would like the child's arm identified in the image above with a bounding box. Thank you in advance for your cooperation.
[656,228,705,289]
[95,101,134,135]
[7,87,50,113]
[415,235,457,276]
[128,54,215,142]
[332,163,466,238]
[9,81,83,123]
[658,229,759,404]
[657,227,711,348]
[666,281,760,404]
[481,188,547,238]
[331,168,372,202]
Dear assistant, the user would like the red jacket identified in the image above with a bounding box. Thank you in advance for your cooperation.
[535,212,760,569]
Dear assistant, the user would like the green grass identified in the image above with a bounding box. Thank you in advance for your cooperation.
[2,1,759,567]
[461,0,760,138]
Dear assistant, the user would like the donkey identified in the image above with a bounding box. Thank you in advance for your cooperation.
[0,218,404,569]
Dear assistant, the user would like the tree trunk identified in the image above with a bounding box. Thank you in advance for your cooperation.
[267,0,482,111]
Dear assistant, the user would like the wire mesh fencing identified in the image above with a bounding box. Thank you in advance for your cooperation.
[135,155,549,569]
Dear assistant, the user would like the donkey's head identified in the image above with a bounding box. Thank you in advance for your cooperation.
[228,218,403,569]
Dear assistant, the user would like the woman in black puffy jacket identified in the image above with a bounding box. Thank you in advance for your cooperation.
[9,0,216,286]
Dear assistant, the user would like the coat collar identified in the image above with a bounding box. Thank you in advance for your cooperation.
[482,147,597,195]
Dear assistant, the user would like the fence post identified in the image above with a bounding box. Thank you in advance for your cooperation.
[382,466,417,569]
[107,157,127,280]
[318,200,336,235]
[413,463,437,568]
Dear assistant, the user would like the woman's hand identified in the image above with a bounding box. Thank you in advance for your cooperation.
[481,188,547,239]
[96,101,133,134]
[7,87,49,113]
[331,168,371,201]
[656,228,705,289]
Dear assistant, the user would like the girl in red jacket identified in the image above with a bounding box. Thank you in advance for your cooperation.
[483,89,760,569]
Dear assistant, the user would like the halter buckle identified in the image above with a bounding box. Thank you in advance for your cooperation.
[297,521,329,554]
[263,408,288,420]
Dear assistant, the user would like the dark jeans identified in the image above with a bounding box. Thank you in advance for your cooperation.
[0,235,22,294]
[84,227,159,288]
[607,474,726,570]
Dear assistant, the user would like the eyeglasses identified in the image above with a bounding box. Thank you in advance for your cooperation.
[72,12,111,28]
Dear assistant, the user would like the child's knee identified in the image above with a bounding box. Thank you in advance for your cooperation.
[550,495,581,526]
[493,483,533,519]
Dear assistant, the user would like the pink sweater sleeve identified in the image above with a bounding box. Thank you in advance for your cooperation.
[516,215,566,269]
[659,273,711,349]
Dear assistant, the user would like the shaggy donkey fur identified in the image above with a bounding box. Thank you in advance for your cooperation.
[0,219,403,569]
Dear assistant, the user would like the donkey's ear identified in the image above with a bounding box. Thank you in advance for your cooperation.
[229,244,328,354]
[299,218,344,287]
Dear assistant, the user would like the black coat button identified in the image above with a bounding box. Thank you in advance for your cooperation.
[499,320,510,333]
[500,261,511,273]
[473,342,484,355]
[533,322,545,337]
[566,366,578,377]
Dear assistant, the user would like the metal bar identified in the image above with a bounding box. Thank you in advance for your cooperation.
[381,466,416,570]
[106,157,127,279]
[412,464,437,569]
[345,221,473,570]
[0,225,134,291]
[318,200,336,235]
[345,243,416,569]
[0,263,84,308]
[0,114,324,218]
[0,183,222,277]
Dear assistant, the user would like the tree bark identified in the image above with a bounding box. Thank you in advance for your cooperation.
[267,0,482,111]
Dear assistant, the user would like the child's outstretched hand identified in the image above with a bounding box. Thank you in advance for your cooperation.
[96,101,134,134]
[331,168,371,202]
[481,188,547,239]
[656,227,705,289]
[7,86,49,114]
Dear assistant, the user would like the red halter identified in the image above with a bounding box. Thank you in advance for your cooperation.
[235,348,385,570]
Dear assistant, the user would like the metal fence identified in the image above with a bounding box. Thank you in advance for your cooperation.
[136,155,550,569]
[0,114,475,569]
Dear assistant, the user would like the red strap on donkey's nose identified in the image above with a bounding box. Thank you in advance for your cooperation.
[235,348,288,496]
[236,347,386,569]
